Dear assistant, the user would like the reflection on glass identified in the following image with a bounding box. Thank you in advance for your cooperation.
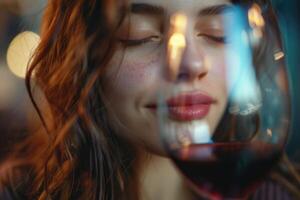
[168,12,187,80]
[158,1,290,199]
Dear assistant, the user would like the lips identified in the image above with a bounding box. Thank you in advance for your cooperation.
[166,92,214,121]
[146,92,215,121]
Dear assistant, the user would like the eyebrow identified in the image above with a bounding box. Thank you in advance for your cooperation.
[130,3,164,15]
[130,3,232,16]
[198,4,233,16]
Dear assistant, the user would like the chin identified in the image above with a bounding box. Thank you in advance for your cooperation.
[141,140,168,157]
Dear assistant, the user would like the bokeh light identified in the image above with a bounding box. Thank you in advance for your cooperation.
[248,3,265,28]
[6,31,40,78]
[168,13,187,80]
[274,51,285,61]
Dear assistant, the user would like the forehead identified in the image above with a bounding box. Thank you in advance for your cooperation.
[129,0,231,15]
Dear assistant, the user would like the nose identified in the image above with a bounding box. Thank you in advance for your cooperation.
[176,36,208,82]
[166,31,209,82]
[166,13,209,82]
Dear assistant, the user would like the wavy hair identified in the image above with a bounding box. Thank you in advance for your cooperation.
[1,0,142,199]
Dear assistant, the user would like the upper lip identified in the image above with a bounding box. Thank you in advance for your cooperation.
[166,92,215,107]
[146,92,215,108]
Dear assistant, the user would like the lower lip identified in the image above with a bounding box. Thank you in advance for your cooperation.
[168,104,211,121]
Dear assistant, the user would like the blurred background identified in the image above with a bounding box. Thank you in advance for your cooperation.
[0,0,299,162]
[0,0,45,162]
[266,0,300,161]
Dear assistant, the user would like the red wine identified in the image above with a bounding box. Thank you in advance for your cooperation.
[170,142,281,199]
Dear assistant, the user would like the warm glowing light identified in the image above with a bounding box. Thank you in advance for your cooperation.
[6,31,40,78]
[267,129,272,137]
[168,33,186,68]
[168,13,187,80]
[177,132,191,147]
[169,33,186,48]
[170,13,187,33]
[248,4,265,28]
[274,51,285,61]
[248,3,265,45]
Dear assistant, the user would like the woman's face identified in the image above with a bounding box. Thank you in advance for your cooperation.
[102,0,230,154]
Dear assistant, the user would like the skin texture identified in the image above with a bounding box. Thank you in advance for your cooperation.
[102,0,230,155]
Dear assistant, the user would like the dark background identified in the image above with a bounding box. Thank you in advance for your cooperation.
[272,0,300,159]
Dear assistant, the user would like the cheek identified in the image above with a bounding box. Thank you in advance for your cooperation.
[212,63,226,78]
[117,62,149,87]
[108,53,160,96]
[207,53,229,102]
[209,55,227,82]
[205,49,227,78]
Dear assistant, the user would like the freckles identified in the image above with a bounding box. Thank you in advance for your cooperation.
[121,62,147,84]
[115,55,159,91]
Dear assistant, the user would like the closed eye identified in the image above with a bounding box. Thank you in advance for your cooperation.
[197,33,227,44]
[119,35,162,47]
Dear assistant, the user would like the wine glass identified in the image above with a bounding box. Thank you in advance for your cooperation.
[157,1,290,199]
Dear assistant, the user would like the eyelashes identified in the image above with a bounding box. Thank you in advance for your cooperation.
[119,35,162,47]
[197,33,228,44]
[119,33,227,47]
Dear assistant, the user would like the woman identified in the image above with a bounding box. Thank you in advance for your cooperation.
[1,0,299,199]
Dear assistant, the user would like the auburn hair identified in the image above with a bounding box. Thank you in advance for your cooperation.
[1,0,142,199]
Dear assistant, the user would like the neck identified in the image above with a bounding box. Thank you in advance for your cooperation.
[138,153,199,200]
